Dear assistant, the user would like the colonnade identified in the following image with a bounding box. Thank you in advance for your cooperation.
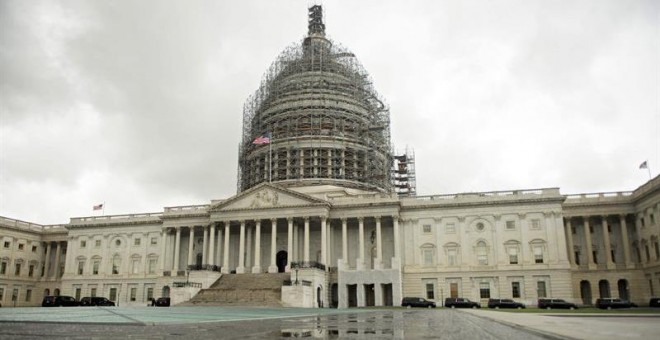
[42,240,66,279]
[564,214,635,269]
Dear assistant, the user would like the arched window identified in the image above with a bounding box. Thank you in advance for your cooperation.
[529,239,547,264]
[112,254,121,275]
[444,242,460,266]
[476,241,488,265]
[504,240,521,264]
[76,256,86,275]
[130,254,141,274]
[420,243,436,266]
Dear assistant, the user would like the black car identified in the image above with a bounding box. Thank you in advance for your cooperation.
[80,296,115,306]
[650,297,660,308]
[401,297,436,308]
[487,298,525,309]
[444,297,480,308]
[42,295,79,307]
[538,298,578,310]
[154,297,171,307]
[595,298,635,309]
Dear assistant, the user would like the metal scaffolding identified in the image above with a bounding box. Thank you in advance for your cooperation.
[238,5,393,193]
[392,148,417,197]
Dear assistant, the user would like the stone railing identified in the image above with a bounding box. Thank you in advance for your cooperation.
[164,204,209,214]
[565,191,633,200]
[290,261,326,271]
[173,281,202,288]
[413,188,560,202]
[187,264,221,272]
[70,212,163,224]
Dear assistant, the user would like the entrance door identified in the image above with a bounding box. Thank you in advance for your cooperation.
[276,251,287,273]
[382,283,393,306]
[347,284,357,307]
[618,279,629,300]
[450,283,459,298]
[364,284,375,306]
[580,280,592,305]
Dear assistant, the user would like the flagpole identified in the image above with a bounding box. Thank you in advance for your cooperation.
[647,166,652,180]
[102,202,106,216]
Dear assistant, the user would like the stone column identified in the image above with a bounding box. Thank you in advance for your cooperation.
[634,214,644,263]
[216,224,223,268]
[620,215,633,268]
[321,217,327,268]
[172,227,181,276]
[341,218,348,266]
[237,220,246,273]
[43,242,51,278]
[208,224,216,267]
[202,226,209,266]
[393,217,400,268]
[269,219,278,273]
[304,217,310,262]
[602,216,615,269]
[187,227,195,269]
[222,222,230,274]
[286,218,293,272]
[160,229,168,273]
[357,217,365,270]
[293,222,299,263]
[565,219,575,267]
[375,216,383,269]
[54,242,62,278]
[253,220,262,273]
[246,225,252,269]
[583,217,595,269]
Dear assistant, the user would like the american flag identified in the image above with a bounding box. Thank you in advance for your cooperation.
[252,134,271,145]
[93,204,103,211]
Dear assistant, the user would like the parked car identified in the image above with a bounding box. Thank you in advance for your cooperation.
[42,295,79,307]
[537,298,578,310]
[487,298,525,309]
[80,297,115,306]
[154,297,171,307]
[649,297,660,308]
[444,297,480,308]
[595,298,635,309]
[401,297,436,308]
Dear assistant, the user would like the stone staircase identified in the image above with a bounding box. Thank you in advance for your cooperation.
[183,273,290,306]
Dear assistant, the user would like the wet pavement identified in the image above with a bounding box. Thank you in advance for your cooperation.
[2,306,659,339]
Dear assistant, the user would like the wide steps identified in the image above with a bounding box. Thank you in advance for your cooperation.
[185,273,290,306]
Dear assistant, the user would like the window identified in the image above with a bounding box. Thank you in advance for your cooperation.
[537,281,547,298]
[645,244,651,262]
[506,221,516,230]
[115,240,121,247]
[3,241,10,248]
[423,249,433,265]
[651,214,655,225]
[25,289,32,302]
[112,255,121,274]
[534,246,544,264]
[148,258,157,274]
[132,259,140,274]
[18,243,24,251]
[445,223,456,233]
[14,263,21,276]
[425,283,435,300]
[512,282,521,298]
[589,225,594,233]
[0,261,6,275]
[134,238,141,246]
[75,288,81,301]
[151,237,158,245]
[0,288,3,300]
[77,261,84,275]
[423,224,431,233]
[146,287,154,301]
[641,217,645,228]
[611,249,616,263]
[475,222,485,231]
[31,245,37,252]
[92,260,100,275]
[80,240,86,248]
[91,288,97,297]
[109,288,117,301]
[655,241,660,259]
[130,287,137,301]
[447,249,457,266]
[571,226,576,234]
[574,251,580,265]
[28,264,34,277]
[476,241,488,265]
[508,247,519,264]
[95,240,101,247]
[479,282,490,299]
[530,219,541,230]
[593,250,599,264]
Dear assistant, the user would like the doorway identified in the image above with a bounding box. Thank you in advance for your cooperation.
[347,284,357,307]
[364,284,375,306]
[276,251,287,273]
[580,280,592,305]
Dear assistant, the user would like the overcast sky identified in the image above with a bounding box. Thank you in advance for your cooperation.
[1,0,658,225]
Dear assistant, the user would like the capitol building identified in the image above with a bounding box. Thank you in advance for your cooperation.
[1,6,659,309]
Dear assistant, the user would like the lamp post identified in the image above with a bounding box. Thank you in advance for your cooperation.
[186,269,190,284]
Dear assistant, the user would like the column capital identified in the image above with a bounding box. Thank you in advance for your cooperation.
[374,215,381,220]
[303,217,310,222]
[357,217,364,222]
[270,218,277,223]
[391,216,399,223]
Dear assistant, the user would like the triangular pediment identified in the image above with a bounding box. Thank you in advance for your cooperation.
[210,183,329,212]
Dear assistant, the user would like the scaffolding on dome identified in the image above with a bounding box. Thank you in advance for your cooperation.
[237,5,393,193]
[392,148,417,197]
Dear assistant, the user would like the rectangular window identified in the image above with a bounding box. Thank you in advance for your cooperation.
[651,214,655,225]
[109,288,117,301]
[508,248,518,264]
[655,241,660,259]
[134,238,141,246]
[146,287,154,301]
[0,261,6,275]
[25,289,32,302]
[534,246,544,264]
[151,237,158,245]
[607,224,612,233]
[425,283,435,300]
[447,249,457,266]
[641,218,645,228]
[28,264,34,277]
[479,282,490,299]
[18,243,24,251]
[423,224,431,233]
[148,259,157,274]
[14,263,21,276]
[95,240,101,247]
[0,288,4,300]
[423,249,433,265]
[78,261,84,275]
[506,221,516,230]
[445,223,456,233]
[80,240,86,248]
[593,250,598,264]
[31,245,37,252]
[571,226,576,234]
[574,251,580,265]
[132,259,140,274]
[611,249,616,263]
[530,219,541,230]
[12,288,18,302]
[3,241,10,248]
[91,288,97,297]
[589,225,594,233]
[645,245,651,262]
[75,288,81,301]
[511,282,521,298]
[92,260,100,275]
[537,281,547,298]
[130,288,137,301]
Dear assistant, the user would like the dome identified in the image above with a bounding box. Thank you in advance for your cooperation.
[238,5,392,193]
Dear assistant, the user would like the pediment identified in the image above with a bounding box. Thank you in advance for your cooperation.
[210,183,328,212]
